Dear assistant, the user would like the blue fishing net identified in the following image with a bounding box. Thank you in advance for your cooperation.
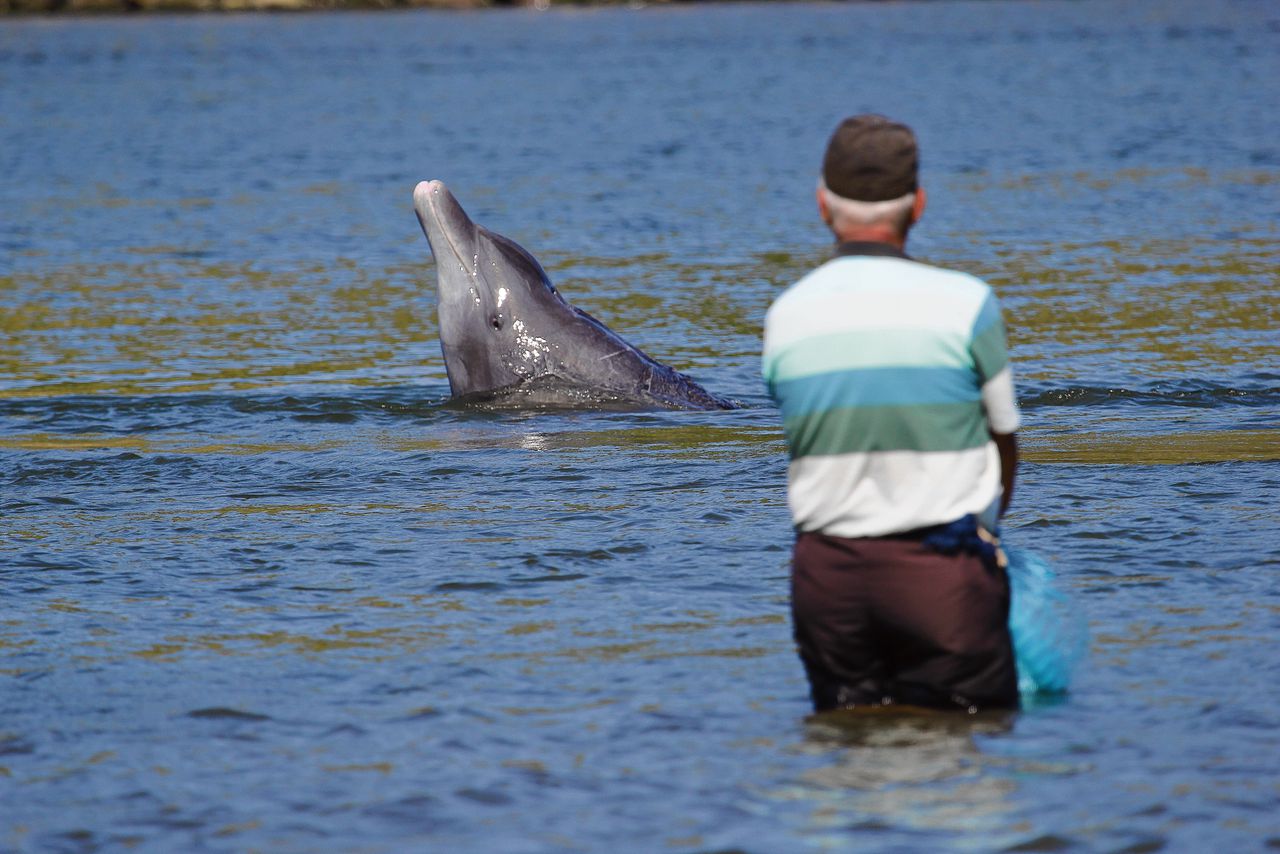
[1005,543,1089,695]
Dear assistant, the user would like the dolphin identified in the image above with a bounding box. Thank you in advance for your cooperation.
[412,180,736,410]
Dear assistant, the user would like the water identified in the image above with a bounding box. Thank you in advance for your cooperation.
[2,1,1278,850]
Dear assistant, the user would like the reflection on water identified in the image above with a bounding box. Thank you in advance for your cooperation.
[3,0,1279,851]
[786,711,1021,847]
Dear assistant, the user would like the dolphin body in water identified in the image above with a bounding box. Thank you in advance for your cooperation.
[413,180,736,410]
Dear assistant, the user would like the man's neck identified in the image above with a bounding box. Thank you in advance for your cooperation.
[830,224,907,250]
[834,240,910,260]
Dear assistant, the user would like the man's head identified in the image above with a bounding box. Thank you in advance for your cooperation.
[817,114,925,245]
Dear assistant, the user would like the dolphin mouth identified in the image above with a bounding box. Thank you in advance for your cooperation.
[413,180,474,278]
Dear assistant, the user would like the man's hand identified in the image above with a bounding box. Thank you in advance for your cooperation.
[992,431,1018,517]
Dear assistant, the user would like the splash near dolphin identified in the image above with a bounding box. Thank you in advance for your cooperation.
[413,180,736,410]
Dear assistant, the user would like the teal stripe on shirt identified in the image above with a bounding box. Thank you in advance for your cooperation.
[771,365,982,418]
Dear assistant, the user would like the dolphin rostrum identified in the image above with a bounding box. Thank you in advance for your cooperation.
[413,180,736,410]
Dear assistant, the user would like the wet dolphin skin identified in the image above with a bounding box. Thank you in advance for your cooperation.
[413,180,736,410]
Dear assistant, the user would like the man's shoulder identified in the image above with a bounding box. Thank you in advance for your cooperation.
[770,254,992,315]
[892,256,993,295]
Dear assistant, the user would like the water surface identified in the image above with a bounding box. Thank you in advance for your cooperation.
[2,1,1279,851]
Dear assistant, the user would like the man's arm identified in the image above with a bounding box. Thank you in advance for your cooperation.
[991,431,1018,518]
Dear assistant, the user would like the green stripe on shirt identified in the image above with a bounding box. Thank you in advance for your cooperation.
[970,318,1010,382]
[784,400,992,458]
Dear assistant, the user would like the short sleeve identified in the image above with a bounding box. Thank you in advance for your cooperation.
[969,291,1011,384]
[971,291,1020,433]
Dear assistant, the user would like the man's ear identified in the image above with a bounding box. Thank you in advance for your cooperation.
[910,187,927,225]
[816,184,832,225]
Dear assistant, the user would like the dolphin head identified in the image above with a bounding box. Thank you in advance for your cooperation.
[413,180,574,398]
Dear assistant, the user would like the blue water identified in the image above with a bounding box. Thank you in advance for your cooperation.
[2,1,1279,851]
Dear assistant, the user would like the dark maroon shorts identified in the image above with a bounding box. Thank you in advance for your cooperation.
[791,530,1019,713]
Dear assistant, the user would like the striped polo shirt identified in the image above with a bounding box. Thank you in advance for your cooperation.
[762,243,1020,538]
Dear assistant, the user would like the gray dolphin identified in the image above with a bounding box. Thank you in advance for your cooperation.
[413,180,736,410]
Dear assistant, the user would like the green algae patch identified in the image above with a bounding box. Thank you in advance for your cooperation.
[1024,429,1279,465]
[131,625,450,660]
[0,432,346,456]
[383,422,782,456]
[0,256,436,399]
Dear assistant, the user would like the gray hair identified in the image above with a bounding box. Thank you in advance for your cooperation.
[818,180,917,233]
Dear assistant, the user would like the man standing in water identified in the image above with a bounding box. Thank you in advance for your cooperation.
[762,115,1022,713]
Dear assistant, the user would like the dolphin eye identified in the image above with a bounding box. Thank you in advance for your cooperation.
[490,314,503,330]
